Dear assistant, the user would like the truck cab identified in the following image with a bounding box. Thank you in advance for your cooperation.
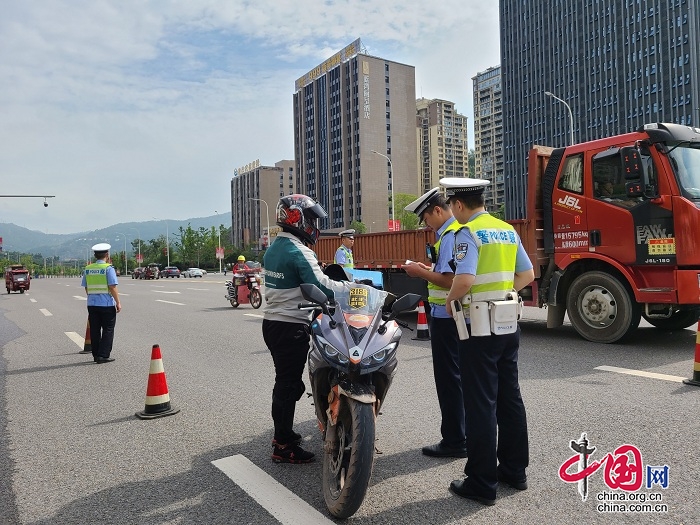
[530,123,700,342]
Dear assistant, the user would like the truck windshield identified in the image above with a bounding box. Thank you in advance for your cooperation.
[666,143,700,198]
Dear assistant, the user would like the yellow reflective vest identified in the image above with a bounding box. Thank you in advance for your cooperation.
[85,262,110,294]
[459,213,518,307]
[427,219,463,306]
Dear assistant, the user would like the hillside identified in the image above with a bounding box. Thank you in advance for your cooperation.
[0,214,230,259]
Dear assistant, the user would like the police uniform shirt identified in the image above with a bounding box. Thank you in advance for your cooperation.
[431,215,458,319]
[335,246,352,266]
[81,259,119,307]
[453,212,532,320]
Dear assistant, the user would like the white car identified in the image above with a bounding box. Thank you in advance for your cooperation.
[183,268,204,278]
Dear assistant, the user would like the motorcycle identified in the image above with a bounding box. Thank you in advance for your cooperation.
[299,275,421,519]
[225,272,262,309]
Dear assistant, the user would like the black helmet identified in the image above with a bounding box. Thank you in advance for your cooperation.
[276,194,327,245]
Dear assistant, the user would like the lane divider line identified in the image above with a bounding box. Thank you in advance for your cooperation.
[73,296,87,301]
[244,313,265,319]
[65,331,84,349]
[30,298,37,303]
[39,308,53,317]
[153,290,181,294]
[155,299,185,306]
[212,454,333,525]
[595,365,685,383]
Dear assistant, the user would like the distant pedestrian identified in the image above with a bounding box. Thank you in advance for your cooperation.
[81,243,121,363]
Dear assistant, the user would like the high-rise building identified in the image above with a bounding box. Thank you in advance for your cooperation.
[415,98,469,194]
[230,159,296,249]
[293,39,419,232]
[500,0,700,219]
[472,66,504,210]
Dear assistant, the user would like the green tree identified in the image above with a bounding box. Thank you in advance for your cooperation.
[393,193,420,230]
[349,220,366,234]
[468,148,476,177]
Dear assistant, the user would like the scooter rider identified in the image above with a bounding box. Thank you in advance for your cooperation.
[402,188,467,458]
[262,194,347,463]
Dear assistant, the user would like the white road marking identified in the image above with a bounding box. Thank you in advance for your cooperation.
[212,454,334,525]
[187,288,209,291]
[595,365,685,383]
[153,290,181,294]
[39,308,53,317]
[65,331,84,349]
[244,313,265,319]
[155,299,185,306]
[30,298,37,303]
[73,296,87,301]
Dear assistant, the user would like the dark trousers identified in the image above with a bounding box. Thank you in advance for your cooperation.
[429,316,466,447]
[262,319,310,445]
[87,305,117,359]
[459,327,528,499]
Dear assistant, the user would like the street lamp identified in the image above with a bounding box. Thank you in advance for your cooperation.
[129,227,141,266]
[214,210,222,274]
[152,217,169,266]
[545,91,575,146]
[115,232,128,276]
[249,198,270,250]
[371,150,395,228]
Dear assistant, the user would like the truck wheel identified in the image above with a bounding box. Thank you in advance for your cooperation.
[643,308,700,331]
[566,271,641,343]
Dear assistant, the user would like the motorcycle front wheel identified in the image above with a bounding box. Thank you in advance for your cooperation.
[229,296,239,308]
[250,289,262,309]
[323,398,375,519]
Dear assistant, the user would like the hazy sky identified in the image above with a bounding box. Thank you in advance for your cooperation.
[0,0,500,234]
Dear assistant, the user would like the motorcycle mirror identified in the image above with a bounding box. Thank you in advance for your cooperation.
[391,293,422,316]
[300,283,330,310]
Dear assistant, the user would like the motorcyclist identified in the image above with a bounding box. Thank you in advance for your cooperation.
[262,194,346,463]
[233,255,251,273]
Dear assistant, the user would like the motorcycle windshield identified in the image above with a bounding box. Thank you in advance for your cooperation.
[666,142,700,199]
[334,284,389,325]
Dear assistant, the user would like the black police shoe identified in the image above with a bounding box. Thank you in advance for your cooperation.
[422,442,468,458]
[449,479,496,506]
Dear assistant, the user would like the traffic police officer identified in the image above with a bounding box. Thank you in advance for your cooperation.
[402,188,467,458]
[81,243,121,363]
[334,229,355,269]
[441,178,534,506]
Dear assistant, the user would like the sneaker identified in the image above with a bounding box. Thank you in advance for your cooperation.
[272,431,302,446]
[271,443,315,464]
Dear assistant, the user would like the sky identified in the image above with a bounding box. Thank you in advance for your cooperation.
[0,0,500,235]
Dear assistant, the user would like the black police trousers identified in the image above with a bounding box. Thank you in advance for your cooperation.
[87,305,117,359]
[459,326,529,499]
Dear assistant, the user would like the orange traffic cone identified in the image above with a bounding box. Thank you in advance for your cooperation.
[79,318,92,354]
[135,344,180,419]
[412,300,431,341]
[683,321,700,387]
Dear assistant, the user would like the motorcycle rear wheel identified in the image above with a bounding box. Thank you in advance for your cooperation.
[250,289,262,309]
[322,398,375,519]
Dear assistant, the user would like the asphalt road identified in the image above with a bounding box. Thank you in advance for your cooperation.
[1,277,698,524]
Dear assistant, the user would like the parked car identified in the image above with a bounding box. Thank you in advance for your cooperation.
[132,267,145,279]
[161,266,181,278]
[182,268,204,278]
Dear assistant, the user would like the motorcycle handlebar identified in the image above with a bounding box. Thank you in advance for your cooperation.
[298,303,318,310]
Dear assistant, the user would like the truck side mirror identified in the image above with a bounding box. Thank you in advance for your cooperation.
[621,147,641,180]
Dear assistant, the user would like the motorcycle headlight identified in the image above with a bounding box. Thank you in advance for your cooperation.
[316,335,348,365]
[361,342,398,365]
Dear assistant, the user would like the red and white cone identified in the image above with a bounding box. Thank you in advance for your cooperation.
[683,321,700,387]
[412,300,431,341]
[79,318,92,354]
[135,344,180,419]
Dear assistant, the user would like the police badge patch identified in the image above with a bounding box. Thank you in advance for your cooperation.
[455,243,469,261]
